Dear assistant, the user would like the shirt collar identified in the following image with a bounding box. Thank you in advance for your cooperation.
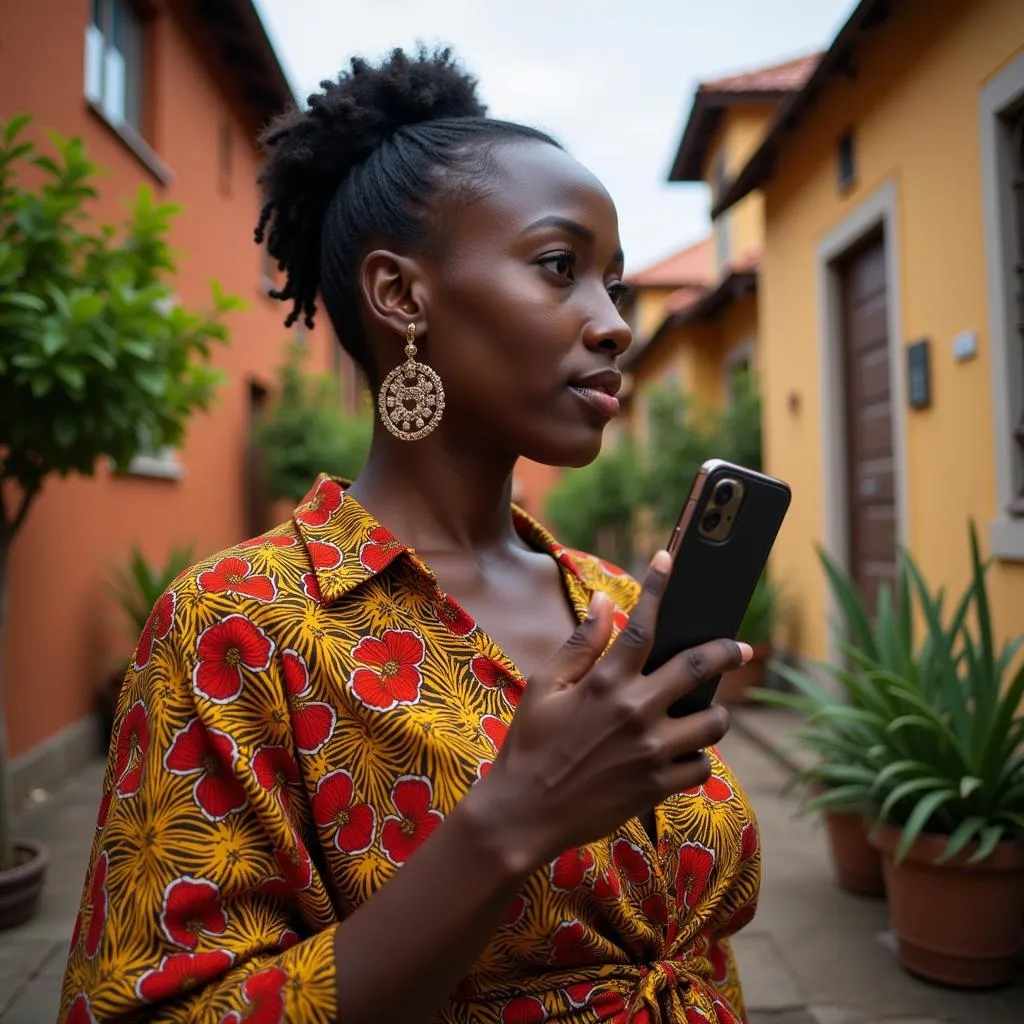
[292,473,588,609]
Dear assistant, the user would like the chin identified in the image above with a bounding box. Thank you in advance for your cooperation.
[521,427,605,470]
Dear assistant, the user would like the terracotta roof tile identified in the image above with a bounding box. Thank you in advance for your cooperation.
[701,52,822,95]
[626,236,714,288]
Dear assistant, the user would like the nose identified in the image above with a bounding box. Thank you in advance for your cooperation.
[581,300,633,357]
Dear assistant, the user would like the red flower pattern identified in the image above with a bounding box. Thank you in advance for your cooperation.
[66,994,97,1024]
[436,594,475,636]
[78,850,108,958]
[708,939,730,984]
[295,477,344,528]
[114,701,149,798]
[349,629,425,710]
[611,838,652,885]
[675,841,715,911]
[593,867,622,901]
[160,875,227,950]
[481,714,508,753]
[739,821,758,861]
[197,556,277,604]
[164,719,248,821]
[549,846,595,892]
[503,892,529,927]
[251,745,300,812]
[311,769,376,855]
[135,950,234,1002]
[551,919,591,965]
[307,540,343,571]
[278,927,300,950]
[358,525,405,572]
[683,774,734,803]
[275,839,313,892]
[500,995,548,1023]
[301,571,322,602]
[282,650,336,754]
[239,534,296,549]
[470,656,523,708]
[380,775,443,865]
[95,791,110,830]
[192,614,274,703]
[219,966,288,1024]
[640,892,668,926]
[134,590,176,670]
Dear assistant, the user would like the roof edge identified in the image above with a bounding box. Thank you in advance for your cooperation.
[711,0,893,216]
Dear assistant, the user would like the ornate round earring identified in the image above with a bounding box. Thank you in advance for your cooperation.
[377,323,446,441]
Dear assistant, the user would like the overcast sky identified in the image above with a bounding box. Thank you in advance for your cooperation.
[252,0,857,272]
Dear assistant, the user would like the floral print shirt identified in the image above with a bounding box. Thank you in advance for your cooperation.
[59,474,760,1024]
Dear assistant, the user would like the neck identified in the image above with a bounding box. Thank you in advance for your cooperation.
[346,425,524,555]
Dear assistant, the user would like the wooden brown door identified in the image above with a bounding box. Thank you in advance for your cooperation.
[838,236,897,615]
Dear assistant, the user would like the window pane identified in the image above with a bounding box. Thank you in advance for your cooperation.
[84,23,105,104]
[104,45,127,122]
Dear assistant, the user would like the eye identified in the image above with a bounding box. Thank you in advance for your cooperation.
[607,282,633,309]
[538,249,578,282]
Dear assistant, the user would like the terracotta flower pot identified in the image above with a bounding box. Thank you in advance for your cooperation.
[872,824,1024,988]
[0,839,50,930]
[824,811,886,897]
[716,643,771,705]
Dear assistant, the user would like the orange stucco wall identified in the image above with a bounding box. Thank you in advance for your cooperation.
[757,0,1024,660]
[0,0,345,759]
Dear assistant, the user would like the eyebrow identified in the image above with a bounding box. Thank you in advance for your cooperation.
[522,214,625,265]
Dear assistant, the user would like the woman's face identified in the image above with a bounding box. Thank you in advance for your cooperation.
[411,140,633,468]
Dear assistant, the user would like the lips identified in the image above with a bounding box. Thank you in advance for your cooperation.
[567,369,622,420]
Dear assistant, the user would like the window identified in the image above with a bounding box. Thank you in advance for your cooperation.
[837,129,856,192]
[126,426,184,480]
[724,340,755,407]
[85,0,145,132]
[981,51,1024,559]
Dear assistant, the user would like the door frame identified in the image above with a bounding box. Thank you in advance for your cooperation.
[815,179,909,668]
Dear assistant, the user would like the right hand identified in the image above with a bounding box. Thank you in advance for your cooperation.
[469,550,749,871]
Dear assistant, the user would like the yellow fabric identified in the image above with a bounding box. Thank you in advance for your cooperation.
[60,474,760,1023]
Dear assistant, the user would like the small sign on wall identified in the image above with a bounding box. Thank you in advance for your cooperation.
[907,338,931,409]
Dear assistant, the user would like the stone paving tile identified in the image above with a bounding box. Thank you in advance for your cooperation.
[1,975,61,1024]
[750,1013,819,1024]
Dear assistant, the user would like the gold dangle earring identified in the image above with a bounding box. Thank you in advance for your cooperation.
[377,323,446,441]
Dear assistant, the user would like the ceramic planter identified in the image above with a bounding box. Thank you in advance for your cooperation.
[872,825,1024,988]
[716,643,771,705]
[0,839,50,930]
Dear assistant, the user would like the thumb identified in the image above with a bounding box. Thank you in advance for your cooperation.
[532,591,615,694]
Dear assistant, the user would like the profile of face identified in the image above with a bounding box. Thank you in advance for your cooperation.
[359,140,633,470]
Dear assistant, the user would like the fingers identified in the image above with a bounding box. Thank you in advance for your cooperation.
[602,550,672,674]
[650,638,749,715]
[538,591,615,692]
[652,704,730,765]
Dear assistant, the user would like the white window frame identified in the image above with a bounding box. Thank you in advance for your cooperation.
[981,51,1024,561]
[85,0,145,133]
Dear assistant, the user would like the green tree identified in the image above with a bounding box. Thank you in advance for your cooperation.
[0,115,242,869]
[545,440,642,568]
[254,342,372,503]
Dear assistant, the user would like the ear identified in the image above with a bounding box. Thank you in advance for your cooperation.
[359,249,432,350]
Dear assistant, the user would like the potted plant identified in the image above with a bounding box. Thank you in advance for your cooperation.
[716,571,781,705]
[861,525,1024,988]
[749,546,915,897]
[0,115,239,928]
[99,543,195,746]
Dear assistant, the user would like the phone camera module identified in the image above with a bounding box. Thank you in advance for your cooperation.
[714,482,734,506]
[702,509,722,532]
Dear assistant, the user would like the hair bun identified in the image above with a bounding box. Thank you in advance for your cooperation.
[295,46,486,176]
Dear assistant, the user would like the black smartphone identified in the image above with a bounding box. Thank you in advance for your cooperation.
[642,458,791,717]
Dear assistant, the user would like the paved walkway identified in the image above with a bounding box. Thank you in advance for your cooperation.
[2,713,1021,1022]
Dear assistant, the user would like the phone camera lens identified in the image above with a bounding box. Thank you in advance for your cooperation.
[702,509,722,531]
[714,483,734,506]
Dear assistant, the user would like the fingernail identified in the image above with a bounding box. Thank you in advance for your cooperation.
[651,550,671,573]
[585,592,609,620]
[738,642,753,664]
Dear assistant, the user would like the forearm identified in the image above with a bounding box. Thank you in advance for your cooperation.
[332,784,537,1024]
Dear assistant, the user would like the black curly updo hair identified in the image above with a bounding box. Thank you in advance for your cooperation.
[254,46,562,377]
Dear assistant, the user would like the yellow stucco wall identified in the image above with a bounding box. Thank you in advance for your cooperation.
[705,107,774,270]
[758,0,1024,660]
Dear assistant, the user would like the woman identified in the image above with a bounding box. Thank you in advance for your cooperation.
[60,47,760,1024]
